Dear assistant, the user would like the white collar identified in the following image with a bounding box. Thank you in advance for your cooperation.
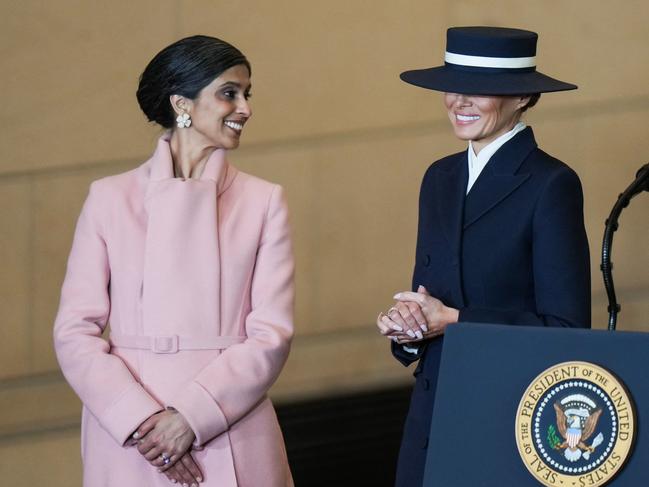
[466,121,527,194]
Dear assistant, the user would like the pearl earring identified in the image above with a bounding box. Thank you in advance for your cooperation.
[176,113,191,128]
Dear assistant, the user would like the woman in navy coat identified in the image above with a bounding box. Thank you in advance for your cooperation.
[376,27,591,486]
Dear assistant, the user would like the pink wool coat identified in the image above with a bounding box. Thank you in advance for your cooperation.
[54,135,294,486]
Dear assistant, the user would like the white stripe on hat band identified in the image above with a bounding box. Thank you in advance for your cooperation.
[444,51,536,69]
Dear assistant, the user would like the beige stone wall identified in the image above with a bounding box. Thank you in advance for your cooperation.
[1,1,648,484]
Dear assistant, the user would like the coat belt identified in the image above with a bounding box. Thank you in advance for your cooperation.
[109,333,246,354]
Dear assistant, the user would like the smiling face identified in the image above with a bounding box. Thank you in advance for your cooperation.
[175,64,252,150]
[444,93,530,154]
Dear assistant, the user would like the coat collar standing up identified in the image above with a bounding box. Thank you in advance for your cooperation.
[140,134,238,337]
[145,132,238,192]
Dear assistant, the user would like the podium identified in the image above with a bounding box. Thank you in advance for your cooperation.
[423,323,648,486]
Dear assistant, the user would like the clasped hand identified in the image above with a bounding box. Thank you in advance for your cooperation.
[376,285,459,344]
[128,408,203,485]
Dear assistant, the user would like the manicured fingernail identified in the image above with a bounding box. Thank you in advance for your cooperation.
[132,431,140,439]
[390,336,398,342]
[407,329,415,338]
[183,483,188,487]
[393,293,402,299]
[391,324,403,332]
[171,480,177,484]
[420,324,428,332]
[415,330,423,339]
[197,477,202,482]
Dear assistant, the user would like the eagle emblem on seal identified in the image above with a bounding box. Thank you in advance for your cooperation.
[553,394,604,462]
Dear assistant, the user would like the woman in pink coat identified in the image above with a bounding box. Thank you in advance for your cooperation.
[54,35,294,486]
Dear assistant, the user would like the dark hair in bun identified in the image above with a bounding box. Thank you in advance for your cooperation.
[136,35,251,128]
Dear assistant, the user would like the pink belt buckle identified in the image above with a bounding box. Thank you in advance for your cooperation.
[151,335,179,353]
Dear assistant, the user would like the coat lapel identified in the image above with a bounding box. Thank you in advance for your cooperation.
[141,134,236,336]
[463,127,537,229]
[434,153,468,257]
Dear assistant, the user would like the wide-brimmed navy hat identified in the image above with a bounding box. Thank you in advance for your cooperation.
[400,26,577,95]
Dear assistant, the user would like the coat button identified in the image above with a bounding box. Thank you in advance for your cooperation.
[424,254,431,267]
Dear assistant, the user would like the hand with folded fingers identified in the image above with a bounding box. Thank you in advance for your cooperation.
[131,408,202,484]
[161,452,203,486]
[378,301,428,341]
[393,285,459,338]
[377,285,458,343]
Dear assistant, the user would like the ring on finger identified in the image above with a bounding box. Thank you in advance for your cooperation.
[160,453,171,465]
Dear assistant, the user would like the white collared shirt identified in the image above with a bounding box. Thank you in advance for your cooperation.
[466,121,527,194]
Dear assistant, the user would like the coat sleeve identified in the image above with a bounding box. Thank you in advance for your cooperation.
[458,166,591,328]
[170,185,294,446]
[53,182,163,445]
[390,166,435,367]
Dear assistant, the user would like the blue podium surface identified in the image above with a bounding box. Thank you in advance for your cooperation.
[423,323,648,486]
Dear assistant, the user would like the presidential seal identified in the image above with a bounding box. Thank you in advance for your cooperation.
[515,362,635,487]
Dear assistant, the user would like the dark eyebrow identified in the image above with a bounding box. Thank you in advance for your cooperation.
[219,81,252,90]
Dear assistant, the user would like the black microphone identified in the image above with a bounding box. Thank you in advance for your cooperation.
[601,162,649,330]
[634,163,649,193]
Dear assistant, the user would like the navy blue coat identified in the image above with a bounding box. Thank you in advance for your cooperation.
[393,127,591,487]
